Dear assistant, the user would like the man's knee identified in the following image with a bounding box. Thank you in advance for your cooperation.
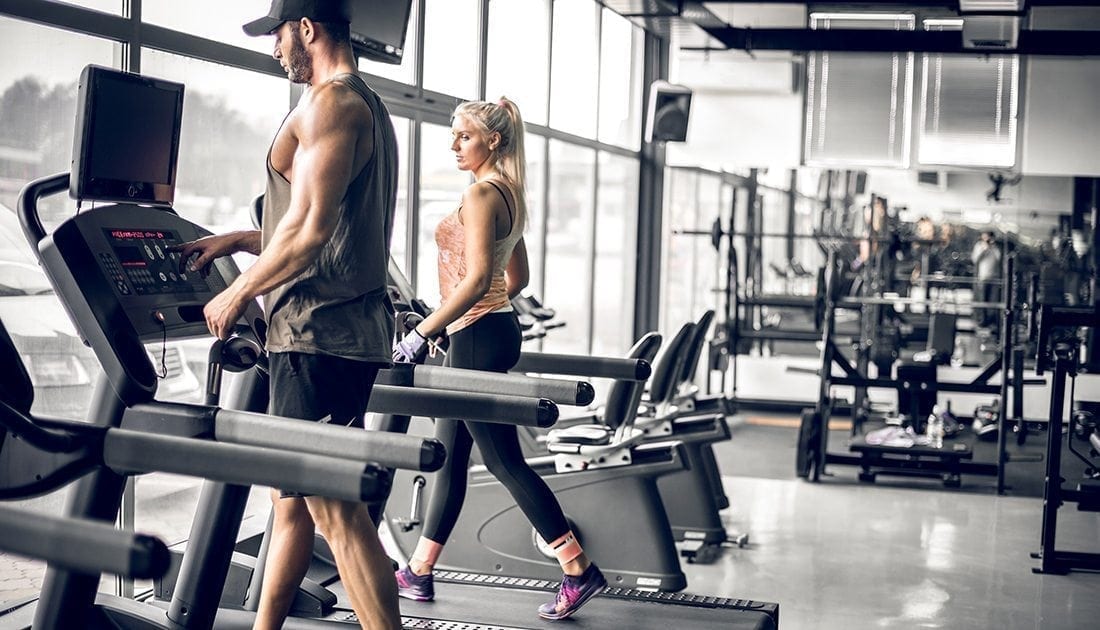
[306,497,374,542]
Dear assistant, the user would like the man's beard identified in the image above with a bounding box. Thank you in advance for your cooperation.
[286,31,313,84]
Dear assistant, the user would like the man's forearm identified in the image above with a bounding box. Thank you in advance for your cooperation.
[230,229,324,302]
[235,230,262,256]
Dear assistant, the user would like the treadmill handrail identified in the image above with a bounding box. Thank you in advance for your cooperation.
[379,363,595,406]
[368,385,558,427]
[102,429,390,502]
[514,351,652,382]
[212,407,445,471]
[0,399,83,452]
[0,506,169,579]
[16,172,67,255]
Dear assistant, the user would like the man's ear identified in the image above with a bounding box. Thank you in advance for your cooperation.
[299,17,316,43]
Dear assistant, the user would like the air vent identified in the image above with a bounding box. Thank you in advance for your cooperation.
[962,15,1020,49]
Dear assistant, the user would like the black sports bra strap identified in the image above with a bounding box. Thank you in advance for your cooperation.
[484,180,515,234]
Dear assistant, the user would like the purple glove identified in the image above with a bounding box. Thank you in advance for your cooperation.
[393,328,428,363]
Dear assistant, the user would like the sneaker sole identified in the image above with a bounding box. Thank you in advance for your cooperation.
[397,591,434,602]
[537,581,607,621]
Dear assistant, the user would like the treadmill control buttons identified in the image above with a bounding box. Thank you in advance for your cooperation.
[99,253,132,296]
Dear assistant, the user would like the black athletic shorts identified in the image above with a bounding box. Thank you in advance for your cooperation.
[268,351,385,498]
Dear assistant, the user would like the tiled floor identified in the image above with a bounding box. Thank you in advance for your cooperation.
[683,475,1099,630]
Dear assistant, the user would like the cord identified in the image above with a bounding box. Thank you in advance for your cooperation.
[152,311,168,379]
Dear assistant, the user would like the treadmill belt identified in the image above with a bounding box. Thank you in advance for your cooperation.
[402,618,531,629]
[333,572,777,630]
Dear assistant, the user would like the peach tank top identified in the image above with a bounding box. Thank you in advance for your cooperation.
[436,180,524,335]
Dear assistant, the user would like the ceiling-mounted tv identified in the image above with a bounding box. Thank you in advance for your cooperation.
[350,0,414,65]
[69,65,184,207]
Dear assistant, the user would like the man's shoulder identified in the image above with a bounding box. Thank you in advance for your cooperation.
[308,79,374,120]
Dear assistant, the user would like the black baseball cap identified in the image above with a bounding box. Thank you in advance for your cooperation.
[243,0,352,37]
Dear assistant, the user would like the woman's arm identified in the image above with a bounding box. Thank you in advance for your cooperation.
[415,183,499,337]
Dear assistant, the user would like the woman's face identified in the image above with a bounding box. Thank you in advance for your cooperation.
[451,115,495,173]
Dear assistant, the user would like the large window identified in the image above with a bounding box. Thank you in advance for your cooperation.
[55,0,121,13]
[662,170,702,334]
[597,8,644,149]
[141,49,289,233]
[487,0,550,124]
[143,0,274,54]
[805,14,915,167]
[389,116,412,273]
[592,153,639,355]
[416,122,470,305]
[549,0,599,137]
[0,17,121,602]
[422,0,479,100]
[543,140,595,354]
[524,134,548,297]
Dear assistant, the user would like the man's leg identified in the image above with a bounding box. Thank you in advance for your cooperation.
[307,496,401,630]
[254,491,316,630]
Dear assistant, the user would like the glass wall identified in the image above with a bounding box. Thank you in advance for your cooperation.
[423,0,480,99]
[417,122,471,306]
[543,140,596,354]
[143,0,274,54]
[592,153,639,356]
[487,0,550,124]
[549,0,599,138]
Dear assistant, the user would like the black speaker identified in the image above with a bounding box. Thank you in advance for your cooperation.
[645,81,692,143]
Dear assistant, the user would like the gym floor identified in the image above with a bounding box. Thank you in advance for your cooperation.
[705,414,1100,630]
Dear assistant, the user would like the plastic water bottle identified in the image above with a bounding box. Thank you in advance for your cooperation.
[927,405,944,448]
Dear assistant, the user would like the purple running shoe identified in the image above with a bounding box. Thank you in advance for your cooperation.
[395,565,434,602]
[537,564,607,621]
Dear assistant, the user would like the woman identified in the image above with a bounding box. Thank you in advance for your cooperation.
[392,98,605,621]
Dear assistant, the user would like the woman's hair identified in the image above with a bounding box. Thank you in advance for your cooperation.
[453,97,527,222]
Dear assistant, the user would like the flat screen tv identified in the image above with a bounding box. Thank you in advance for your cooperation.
[70,65,185,207]
[350,0,414,65]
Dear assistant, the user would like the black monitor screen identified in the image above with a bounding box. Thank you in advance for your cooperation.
[71,65,185,206]
[350,0,414,64]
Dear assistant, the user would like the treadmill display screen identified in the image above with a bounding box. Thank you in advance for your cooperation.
[102,228,206,296]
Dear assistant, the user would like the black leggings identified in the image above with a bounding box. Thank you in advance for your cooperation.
[421,311,570,545]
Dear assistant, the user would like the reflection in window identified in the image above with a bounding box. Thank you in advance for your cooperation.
[543,140,595,354]
[417,123,471,305]
[592,153,638,356]
[549,0,598,137]
[423,0,479,99]
[141,49,289,232]
[487,0,550,125]
[359,0,419,85]
[598,9,643,149]
[143,0,277,54]
[390,117,411,273]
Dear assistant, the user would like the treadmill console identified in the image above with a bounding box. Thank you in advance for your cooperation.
[38,203,265,404]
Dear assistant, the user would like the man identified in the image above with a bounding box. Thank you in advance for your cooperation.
[172,1,400,628]
[971,230,1002,332]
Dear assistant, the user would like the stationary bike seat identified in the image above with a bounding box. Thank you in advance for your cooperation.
[547,424,613,446]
